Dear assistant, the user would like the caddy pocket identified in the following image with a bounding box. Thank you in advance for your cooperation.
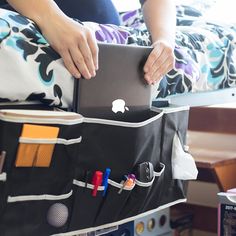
[119,162,165,219]
[94,178,134,226]
[156,106,190,206]
[0,110,83,235]
[69,109,164,231]
[69,179,104,230]
[0,107,190,235]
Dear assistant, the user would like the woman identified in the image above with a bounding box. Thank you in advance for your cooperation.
[0,0,175,85]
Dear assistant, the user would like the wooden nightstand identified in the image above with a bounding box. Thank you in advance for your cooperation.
[171,106,236,233]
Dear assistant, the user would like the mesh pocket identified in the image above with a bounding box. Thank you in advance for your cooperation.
[0,192,73,236]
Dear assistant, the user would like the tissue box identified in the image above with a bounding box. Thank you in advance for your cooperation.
[218,189,236,236]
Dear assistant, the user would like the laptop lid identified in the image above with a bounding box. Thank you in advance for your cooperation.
[73,43,153,121]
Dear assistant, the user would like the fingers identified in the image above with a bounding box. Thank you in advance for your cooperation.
[40,15,98,80]
[77,31,96,79]
[148,51,173,84]
[69,47,91,79]
[150,58,173,85]
[60,49,81,79]
[60,34,96,80]
[62,22,98,80]
[87,30,99,71]
[144,45,163,74]
[144,41,175,85]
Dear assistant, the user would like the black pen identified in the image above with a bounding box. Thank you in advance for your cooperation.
[0,151,6,174]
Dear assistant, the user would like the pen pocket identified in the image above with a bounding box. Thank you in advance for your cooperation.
[0,172,6,182]
[0,172,6,184]
[0,172,7,214]
[119,162,165,219]
[15,123,60,168]
[94,179,134,226]
[14,134,81,168]
[69,180,104,231]
[6,122,82,192]
[141,167,166,212]
[0,190,73,236]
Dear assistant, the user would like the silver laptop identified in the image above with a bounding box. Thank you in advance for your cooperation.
[73,43,153,121]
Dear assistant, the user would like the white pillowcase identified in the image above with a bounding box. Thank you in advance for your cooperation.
[112,0,141,12]
[203,0,236,24]
[113,0,216,13]
[175,0,216,12]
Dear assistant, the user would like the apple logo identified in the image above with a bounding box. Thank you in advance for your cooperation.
[112,99,129,113]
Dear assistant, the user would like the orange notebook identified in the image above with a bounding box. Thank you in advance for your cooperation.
[15,124,59,167]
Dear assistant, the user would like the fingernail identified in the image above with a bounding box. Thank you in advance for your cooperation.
[87,73,92,79]
[75,73,81,78]
[145,77,152,85]
[145,74,150,81]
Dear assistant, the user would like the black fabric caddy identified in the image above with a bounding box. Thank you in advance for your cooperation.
[0,106,189,236]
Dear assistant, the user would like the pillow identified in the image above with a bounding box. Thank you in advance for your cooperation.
[112,0,141,12]
[203,0,236,24]
[175,0,216,13]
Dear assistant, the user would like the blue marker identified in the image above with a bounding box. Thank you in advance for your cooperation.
[102,168,111,197]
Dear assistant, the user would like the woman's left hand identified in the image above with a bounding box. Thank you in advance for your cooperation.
[143,40,175,85]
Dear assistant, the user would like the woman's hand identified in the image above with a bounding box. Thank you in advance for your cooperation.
[143,40,174,85]
[41,15,98,79]
[140,0,176,85]
[6,0,99,79]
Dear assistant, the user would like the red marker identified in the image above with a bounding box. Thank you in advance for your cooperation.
[92,171,103,197]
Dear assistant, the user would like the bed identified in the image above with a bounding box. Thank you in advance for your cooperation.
[0,0,236,109]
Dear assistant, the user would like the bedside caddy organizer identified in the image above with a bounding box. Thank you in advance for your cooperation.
[0,106,194,236]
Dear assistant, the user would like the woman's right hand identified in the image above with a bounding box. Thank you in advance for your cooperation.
[40,14,99,79]
[6,0,98,79]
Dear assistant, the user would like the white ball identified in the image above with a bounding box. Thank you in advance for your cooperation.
[47,203,69,227]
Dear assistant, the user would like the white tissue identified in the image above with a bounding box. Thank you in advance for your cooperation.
[171,132,198,180]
